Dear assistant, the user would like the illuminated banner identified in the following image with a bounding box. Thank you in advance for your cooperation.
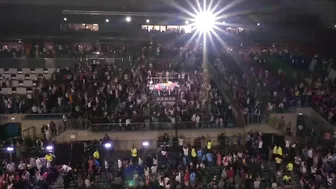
[149,82,179,91]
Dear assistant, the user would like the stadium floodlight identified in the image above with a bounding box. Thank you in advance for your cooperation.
[104,143,112,149]
[126,16,131,22]
[105,19,109,23]
[142,141,149,147]
[46,145,54,151]
[194,11,216,33]
[6,147,14,152]
[63,17,67,21]
[146,19,150,23]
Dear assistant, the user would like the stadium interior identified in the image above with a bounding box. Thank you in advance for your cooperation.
[0,0,335,188]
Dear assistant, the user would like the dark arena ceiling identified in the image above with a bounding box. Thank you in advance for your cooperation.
[0,0,335,28]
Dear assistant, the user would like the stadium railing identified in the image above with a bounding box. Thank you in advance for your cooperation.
[63,113,266,133]
[0,56,198,70]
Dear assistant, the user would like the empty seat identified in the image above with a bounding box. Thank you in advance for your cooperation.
[11,80,19,87]
[29,74,37,81]
[17,88,27,95]
[17,68,22,74]
[10,74,17,80]
[35,68,44,74]
[43,74,52,79]
[18,80,24,86]
[8,68,17,74]
[3,74,11,79]
[1,88,12,95]
[22,68,31,74]
[16,74,25,80]
[23,80,33,87]
[47,68,56,73]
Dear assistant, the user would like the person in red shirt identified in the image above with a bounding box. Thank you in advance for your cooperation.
[184,169,190,186]
[227,166,235,183]
[88,157,95,174]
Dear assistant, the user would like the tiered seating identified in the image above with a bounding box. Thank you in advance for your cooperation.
[0,68,54,94]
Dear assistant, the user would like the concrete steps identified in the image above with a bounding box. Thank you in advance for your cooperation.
[264,161,301,189]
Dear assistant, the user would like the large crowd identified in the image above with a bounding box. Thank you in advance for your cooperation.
[0,41,237,131]
[1,131,335,189]
[2,39,336,130]
[1,31,336,189]
[238,46,336,125]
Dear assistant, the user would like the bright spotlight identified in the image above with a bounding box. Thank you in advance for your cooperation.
[146,19,150,23]
[142,141,149,147]
[63,17,67,21]
[6,147,14,152]
[222,21,226,24]
[126,17,131,22]
[257,23,260,26]
[104,143,112,149]
[105,19,109,23]
[185,20,189,25]
[194,11,216,33]
[46,145,53,151]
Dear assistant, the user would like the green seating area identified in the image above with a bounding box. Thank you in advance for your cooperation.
[259,55,307,84]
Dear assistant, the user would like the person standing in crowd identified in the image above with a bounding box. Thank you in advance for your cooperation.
[207,139,212,152]
[93,149,100,163]
[131,145,138,164]
[45,152,55,169]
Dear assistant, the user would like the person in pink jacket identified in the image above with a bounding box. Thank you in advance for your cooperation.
[216,152,222,166]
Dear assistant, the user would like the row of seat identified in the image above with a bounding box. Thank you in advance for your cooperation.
[156,97,176,101]
[0,68,56,74]
[0,73,52,80]
[1,88,33,95]
[1,80,37,87]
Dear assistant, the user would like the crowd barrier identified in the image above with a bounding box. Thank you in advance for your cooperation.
[0,135,244,164]
[63,113,267,133]
[0,56,198,69]
[0,133,286,169]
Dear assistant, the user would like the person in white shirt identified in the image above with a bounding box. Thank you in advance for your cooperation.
[60,164,72,173]
[183,145,189,157]
[144,167,150,177]
[35,158,43,172]
[138,157,143,166]
[60,164,74,183]
[6,162,15,173]
[258,140,263,149]
[47,161,52,169]
[178,137,184,147]
[151,165,157,174]
[85,175,92,188]
[285,139,290,149]
[30,158,36,168]
[175,172,182,183]
[307,148,313,166]
[117,159,122,170]
[104,159,109,171]
[18,161,26,170]
[153,157,157,166]
[294,155,301,167]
